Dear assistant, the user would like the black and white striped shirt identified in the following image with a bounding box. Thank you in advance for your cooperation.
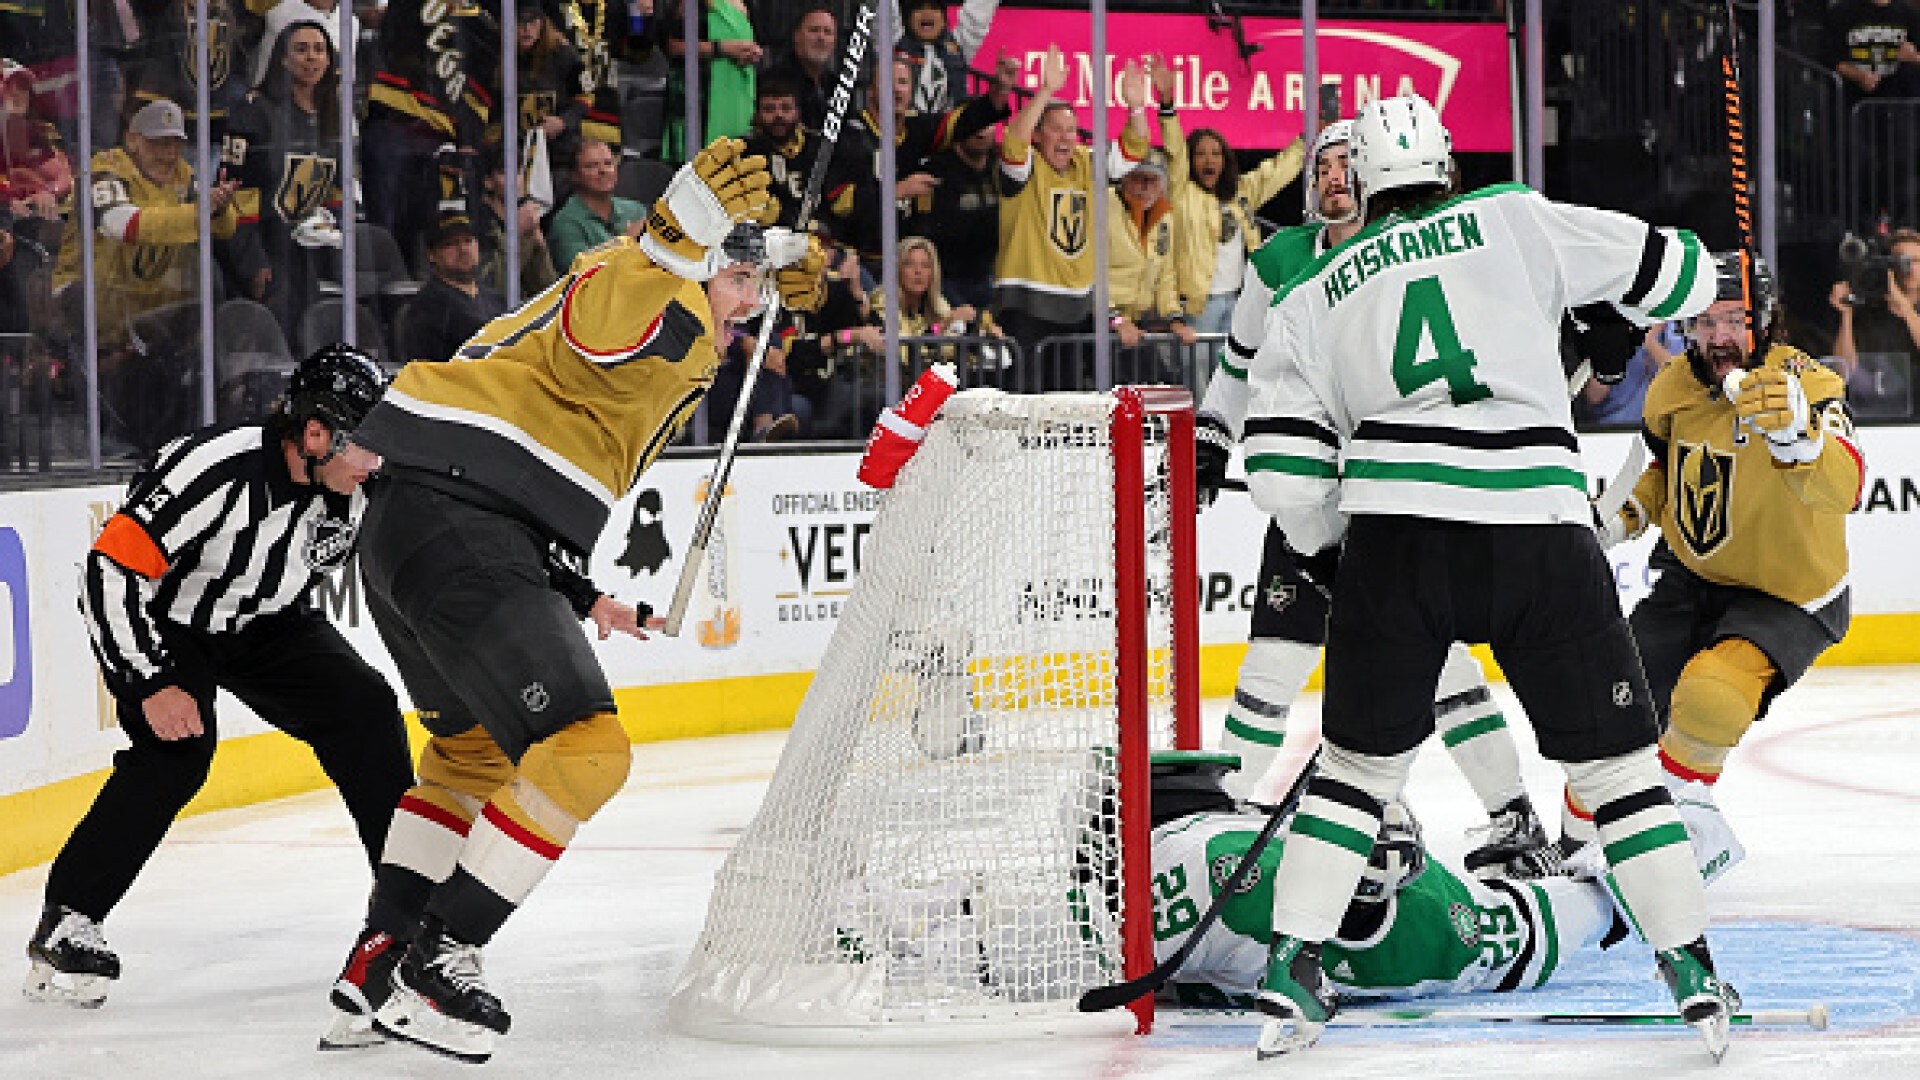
[81,424,364,696]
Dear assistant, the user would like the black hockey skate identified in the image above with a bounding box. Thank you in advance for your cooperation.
[23,904,121,1008]
[1658,937,1741,1063]
[319,926,405,1050]
[1464,797,1564,880]
[373,918,510,1064]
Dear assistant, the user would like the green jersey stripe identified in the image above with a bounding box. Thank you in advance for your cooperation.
[1292,813,1377,858]
[1648,230,1704,319]
[1219,353,1249,381]
[1344,458,1588,492]
[1440,713,1508,748]
[1246,453,1339,478]
[1527,880,1560,989]
[1225,714,1288,747]
[1603,821,1692,865]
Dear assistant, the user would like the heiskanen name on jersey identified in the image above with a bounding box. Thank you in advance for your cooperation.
[1247,180,1716,549]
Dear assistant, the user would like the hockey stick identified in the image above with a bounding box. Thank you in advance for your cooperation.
[1719,0,1759,353]
[1594,436,1646,524]
[1166,1003,1830,1030]
[1078,748,1322,1014]
[663,0,878,636]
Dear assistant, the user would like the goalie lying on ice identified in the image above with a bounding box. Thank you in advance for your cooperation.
[1147,753,1742,1006]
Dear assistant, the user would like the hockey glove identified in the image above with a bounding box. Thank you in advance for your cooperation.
[1566,302,1642,385]
[641,138,778,281]
[1592,497,1643,550]
[774,232,828,313]
[1727,368,1820,465]
[1195,412,1233,509]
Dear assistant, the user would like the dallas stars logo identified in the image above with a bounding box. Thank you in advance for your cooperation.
[1265,577,1297,613]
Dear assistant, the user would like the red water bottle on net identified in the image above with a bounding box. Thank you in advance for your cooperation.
[857,362,959,489]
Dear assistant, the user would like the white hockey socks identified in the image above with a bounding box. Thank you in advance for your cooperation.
[1430,644,1528,814]
[1221,640,1321,803]
[1268,743,1416,943]
[1564,748,1709,951]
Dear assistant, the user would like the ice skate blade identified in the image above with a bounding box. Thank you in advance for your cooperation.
[1254,996,1325,1058]
[1255,1015,1325,1059]
[23,963,110,1008]
[1689,1012,1731,1064]
[373,985,496,1065]
[318,1005,386,1051]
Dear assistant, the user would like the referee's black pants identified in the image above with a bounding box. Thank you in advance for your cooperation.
[45,609,414,923]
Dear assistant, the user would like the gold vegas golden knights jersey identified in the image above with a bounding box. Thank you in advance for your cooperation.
[1630,343,1865,610]
[351,239,720,555]
[53,148,239,348]
[994,127,1150,324]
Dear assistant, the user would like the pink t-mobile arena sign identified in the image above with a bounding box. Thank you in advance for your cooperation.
[968,12,1514,154]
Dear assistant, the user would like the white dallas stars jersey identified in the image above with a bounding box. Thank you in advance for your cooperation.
[1151,811,1613,1001]
[1244,183,1716,553]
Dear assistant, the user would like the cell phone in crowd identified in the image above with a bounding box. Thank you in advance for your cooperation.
[1319,82,1341,125]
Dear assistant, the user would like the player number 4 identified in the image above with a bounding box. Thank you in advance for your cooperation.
[1391,275,1492,405]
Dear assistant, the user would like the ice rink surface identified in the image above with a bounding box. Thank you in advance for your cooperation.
[3,666,1918,1079]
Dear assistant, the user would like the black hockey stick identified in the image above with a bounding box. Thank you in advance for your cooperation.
[1720,0,1759,353]
[1078,748,1322,1014]
[1165,1003,1830,1030]
[664,0,877,635]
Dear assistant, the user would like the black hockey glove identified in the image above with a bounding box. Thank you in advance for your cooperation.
[1195,412,1233,510]
[1566,302,1641,385]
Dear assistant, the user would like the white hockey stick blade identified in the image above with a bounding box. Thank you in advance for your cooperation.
[1595,436,1648,522]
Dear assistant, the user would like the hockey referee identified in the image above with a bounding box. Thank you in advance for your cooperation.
[25,345,414,1009]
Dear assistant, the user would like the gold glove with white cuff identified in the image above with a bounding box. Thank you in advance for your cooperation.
[1725,367,1820,465]
[640,137,778,280]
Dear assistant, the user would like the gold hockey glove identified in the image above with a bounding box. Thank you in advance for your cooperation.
[1727,367,1820,465]
[774,234,828,314]
[641,138,777,280]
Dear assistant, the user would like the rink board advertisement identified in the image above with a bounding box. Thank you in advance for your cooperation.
[4,426,1920,839]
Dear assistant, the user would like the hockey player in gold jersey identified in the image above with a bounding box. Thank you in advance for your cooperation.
[322,136,826,1063]
[1595,253,1864,796]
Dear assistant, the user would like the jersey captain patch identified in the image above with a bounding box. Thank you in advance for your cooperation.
[1673,439,1736,558]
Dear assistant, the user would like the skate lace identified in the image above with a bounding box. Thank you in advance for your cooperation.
[59,913,111,954]
[429,941,489,994]
[1466,809,1527,845]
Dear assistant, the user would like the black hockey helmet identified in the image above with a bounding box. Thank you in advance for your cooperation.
[1686,251,1777,386]
[281,344,388,466]
[1149,750,1242,830]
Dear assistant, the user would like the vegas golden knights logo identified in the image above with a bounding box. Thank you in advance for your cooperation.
[182,15,234,90]
[520,91,558,132]
[275,153,337,222]
[131,244,175,282]
[1048,189,1089,257]
[1673,440,1736,558]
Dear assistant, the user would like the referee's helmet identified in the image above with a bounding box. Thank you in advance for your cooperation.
[286,344,388,436]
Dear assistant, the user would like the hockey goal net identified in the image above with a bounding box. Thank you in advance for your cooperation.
[670,387,1199,1044]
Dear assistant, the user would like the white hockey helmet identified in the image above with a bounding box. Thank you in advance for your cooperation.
[1304,119,1355,223]
[1348,94,1453,202]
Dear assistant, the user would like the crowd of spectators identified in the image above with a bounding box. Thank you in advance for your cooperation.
[2,0,1917,462]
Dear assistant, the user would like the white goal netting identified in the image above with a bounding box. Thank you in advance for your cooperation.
[669,389,1191,1044]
